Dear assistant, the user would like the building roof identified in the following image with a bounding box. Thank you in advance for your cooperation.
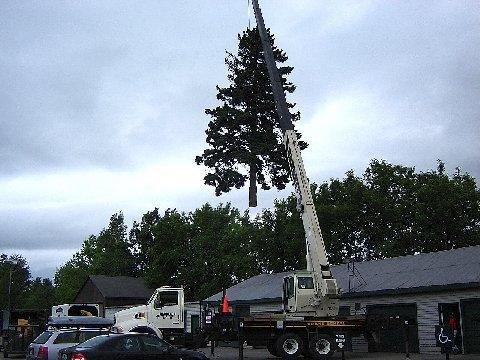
[88,275,154,300]
[204,245,480,303]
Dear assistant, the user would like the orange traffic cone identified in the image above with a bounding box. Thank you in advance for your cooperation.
[220,290,230,314]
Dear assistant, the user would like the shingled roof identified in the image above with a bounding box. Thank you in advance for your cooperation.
[204,245,480,303]
[88,275,154,299]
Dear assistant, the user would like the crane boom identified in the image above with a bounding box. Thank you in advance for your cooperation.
[251,0,339,317]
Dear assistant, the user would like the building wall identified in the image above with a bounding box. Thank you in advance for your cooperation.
[184,302,201,333]
[341,289,480,354]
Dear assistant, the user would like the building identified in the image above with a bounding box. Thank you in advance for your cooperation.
[204,245,480,354]
[74,275,154,319]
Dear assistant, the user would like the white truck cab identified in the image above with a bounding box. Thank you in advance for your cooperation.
[113,286,185,342]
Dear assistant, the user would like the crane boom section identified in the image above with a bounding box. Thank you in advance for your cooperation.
[252,0,338,302]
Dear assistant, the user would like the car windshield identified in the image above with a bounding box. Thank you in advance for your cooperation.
[33,331,53,344]
[76,334,112,348]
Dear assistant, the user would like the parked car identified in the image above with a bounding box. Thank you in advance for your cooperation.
[27,328,110,360]
[59,333,209,360]
[26,317,113,360]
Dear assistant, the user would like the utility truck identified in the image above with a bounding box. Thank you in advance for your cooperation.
[205,1,367,359]
[113,286,202,348]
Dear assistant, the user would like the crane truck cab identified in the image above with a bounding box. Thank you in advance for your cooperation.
[113,286,185,342]
[283,271,340,318]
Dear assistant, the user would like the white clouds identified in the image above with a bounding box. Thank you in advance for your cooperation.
[299,87,449,181]
[0,159,204,212]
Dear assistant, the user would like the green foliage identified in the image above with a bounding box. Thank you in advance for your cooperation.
[196,27,307,206]
[51,159,479,303]
[130,204,259,301]
[54,212,136,303]
[297,160,479,264]
[22,277,55,310]
[54,256,89,304]
[0,254,31,309]
[186,204,259,300]
[252,197,306,273]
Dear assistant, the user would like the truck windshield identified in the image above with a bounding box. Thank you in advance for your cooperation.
[297,277,314,289]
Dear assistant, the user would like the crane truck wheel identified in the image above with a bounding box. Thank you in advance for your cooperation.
[308,334,334,359]
[266,340,279,357]
[275,333,304,359]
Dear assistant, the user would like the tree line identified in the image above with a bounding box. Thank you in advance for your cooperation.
[2,159,478,308]
[51,159,479,303]
[0,254,54,311]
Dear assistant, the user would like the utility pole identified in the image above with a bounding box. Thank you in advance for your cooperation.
[7,260,18,313]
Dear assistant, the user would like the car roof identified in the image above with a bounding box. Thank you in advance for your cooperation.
[48,316,114,328]
[49,328,111,333]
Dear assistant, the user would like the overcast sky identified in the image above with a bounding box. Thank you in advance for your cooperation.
[1,0,479,279]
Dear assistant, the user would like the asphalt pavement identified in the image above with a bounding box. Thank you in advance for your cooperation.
[1,348,479,360]
[199,346,480,360]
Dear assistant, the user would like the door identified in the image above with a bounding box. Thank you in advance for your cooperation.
[139,334,177,360]
[112,335,144,360]
[366,303,419,353]
[190,315,200,333]
[150,290,183,329]
[461,299,480,354]
[438,302,462,352]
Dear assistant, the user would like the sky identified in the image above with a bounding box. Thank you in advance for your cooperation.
[1,0,479,279]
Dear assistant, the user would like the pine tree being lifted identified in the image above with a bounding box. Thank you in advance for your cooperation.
[195,27,307,207]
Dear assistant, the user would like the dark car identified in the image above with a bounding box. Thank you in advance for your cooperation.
[58,333,209,360]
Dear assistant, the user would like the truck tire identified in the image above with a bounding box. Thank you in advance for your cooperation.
[267,340,279,357]
[308,334,334,359]
[275,333,304,359]
[3,351,8,358]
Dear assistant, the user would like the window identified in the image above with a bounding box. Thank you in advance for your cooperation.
[78,330,108,343]
[115,336,142,352]
[53,332,77,344]
[339,306,351,316]
[297,277,314,289]
[53,330,109,345]
[78,335,111,348]
[140,335,169,351]
[154,291,179,309]
[33,331,53,344]
[287,277,295,299]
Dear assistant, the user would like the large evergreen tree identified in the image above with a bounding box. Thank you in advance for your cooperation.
[196,27,307,207]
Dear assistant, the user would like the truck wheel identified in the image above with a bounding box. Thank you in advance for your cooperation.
[3,351,8,358]
[267,340,279,357]
[275,333,303,359]
[308,334,334,359]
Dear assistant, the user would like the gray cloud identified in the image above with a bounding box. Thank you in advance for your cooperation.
[0,0,478,278]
